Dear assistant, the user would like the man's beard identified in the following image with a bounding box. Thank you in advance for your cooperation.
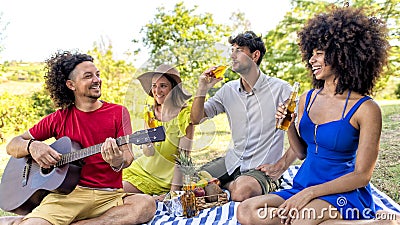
[88,93,101,99]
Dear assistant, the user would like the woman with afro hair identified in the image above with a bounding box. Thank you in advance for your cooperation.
[237,5,398,225]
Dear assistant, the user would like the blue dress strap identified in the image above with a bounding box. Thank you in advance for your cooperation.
[304,89,315,111]
[306,89,323,113]
[341,91,352,119]
[344,96,372,121]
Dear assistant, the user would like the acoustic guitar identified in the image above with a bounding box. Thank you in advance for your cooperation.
[0,126,165,215]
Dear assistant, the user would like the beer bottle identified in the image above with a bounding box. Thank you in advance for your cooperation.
[276,82,300,131]
[145,105,158,128]
[212,65,229,79]
[181,175,197,218]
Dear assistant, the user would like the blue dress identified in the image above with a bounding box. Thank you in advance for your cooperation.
[274,89,379,220]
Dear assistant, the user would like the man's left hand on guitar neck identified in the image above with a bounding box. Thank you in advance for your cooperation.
[100,137,132,172]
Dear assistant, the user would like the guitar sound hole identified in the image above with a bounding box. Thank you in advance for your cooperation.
[41,167,54,175]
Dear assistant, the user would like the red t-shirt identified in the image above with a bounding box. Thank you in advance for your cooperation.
[29,102,132,189]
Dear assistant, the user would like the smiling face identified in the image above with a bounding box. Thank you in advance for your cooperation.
[151,75,172,105]
[309,49,334,81]
[66,61,101,100]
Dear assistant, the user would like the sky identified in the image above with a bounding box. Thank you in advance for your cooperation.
[0,0,292,66]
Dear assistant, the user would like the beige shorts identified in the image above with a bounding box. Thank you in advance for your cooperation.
[200,157,281,194]
[24,186,127,225]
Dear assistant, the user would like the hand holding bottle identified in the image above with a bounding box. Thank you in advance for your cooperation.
[276,102,297,123]
[211,65,229,79]
[144,104,160,128]
[276,82,300,131]
[200,66,222,83]
[197,66,223,97]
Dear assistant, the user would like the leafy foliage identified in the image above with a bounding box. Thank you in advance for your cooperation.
[86,42,146,125]
[0,90,54,136]
[174,151,196,177]
[31,88,55,117]
[395,83,400,98]
[87,44,137,105]
[0,61,44,82]
[138,2,232,92]
[261,0,400,95]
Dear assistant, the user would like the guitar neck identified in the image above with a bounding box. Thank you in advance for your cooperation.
[55,126,165,167]
[55,135,127,167]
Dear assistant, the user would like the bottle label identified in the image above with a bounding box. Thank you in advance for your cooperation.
[276,82,300,131]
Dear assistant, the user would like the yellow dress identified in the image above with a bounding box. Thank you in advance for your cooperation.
[123,106,191,195]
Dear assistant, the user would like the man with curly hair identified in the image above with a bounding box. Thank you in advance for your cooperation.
[1,51,156,225]
[237,6,398,225]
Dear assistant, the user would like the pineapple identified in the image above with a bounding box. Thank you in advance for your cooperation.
[173,151,197,217]
[173,151,196,180]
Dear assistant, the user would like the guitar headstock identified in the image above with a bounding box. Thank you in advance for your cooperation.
[129,126,166,145]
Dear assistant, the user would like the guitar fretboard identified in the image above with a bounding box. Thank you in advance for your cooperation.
[55,143,98,167]
[54,127,164,167]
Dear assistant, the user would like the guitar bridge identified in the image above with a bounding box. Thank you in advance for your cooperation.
[22,157,32,186]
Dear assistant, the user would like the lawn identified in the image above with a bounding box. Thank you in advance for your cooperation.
[0,80,43,95]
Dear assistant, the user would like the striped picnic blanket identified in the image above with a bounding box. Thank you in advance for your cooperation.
[144,165,400,225]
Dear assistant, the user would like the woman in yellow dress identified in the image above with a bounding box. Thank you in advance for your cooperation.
[123,64,194,198]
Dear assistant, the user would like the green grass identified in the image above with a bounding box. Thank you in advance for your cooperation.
[371,102,400,205]
[0,81,43,96]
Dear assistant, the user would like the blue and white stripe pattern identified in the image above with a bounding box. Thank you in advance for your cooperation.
[144,165,400,225]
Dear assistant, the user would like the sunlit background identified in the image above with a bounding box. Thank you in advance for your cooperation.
[0,0,292,65]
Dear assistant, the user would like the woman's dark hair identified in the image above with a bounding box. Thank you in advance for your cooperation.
[163,74,178,91]
[228,31,266,66]
[44,50,94,109]
[298,6,389,95]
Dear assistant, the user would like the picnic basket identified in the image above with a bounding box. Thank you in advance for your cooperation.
[195,192,229,211]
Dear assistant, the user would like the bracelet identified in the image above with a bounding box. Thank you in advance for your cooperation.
[27,139,37,155]
[111,162,124,172]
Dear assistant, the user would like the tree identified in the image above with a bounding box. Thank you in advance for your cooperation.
[262,0,330,91]
[261,0,400,95]
[87,39,137,106]
[350,0,400,94]
[137,2,232,92]
[229,11,252,34]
